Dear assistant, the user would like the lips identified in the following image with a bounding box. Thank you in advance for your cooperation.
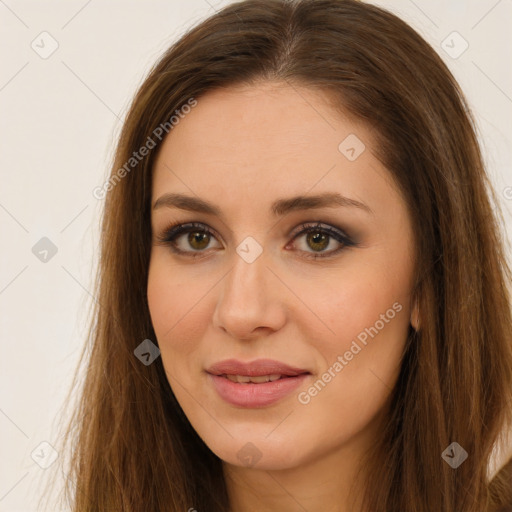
[206,358,311,408]
[207,358,310,377]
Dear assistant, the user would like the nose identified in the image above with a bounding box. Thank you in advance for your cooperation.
[212,245,286,341]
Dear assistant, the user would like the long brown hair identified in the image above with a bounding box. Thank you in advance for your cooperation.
[50,0,512,510]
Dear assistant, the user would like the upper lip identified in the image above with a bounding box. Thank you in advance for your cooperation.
[206,358,310,377]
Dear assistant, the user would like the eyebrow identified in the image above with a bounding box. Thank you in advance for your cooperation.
[152,192,373,216]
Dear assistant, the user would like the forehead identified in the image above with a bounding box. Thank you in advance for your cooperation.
[151,82,395,220]
[156,82,363,168]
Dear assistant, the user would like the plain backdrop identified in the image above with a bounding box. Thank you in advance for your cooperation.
[1,1,511,510]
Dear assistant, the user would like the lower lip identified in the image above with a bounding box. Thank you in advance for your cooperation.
[208,373,309,408]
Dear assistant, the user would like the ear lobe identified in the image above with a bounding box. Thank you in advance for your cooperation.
[410,296,420,331]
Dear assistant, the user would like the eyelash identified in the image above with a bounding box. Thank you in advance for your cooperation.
[155,221,356,260]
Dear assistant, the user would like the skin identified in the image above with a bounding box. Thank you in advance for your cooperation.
[147,81,419,512]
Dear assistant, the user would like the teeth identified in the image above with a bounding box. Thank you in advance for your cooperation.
[223,374,282,383]
[250,375,272,383]
[225,374,250,383]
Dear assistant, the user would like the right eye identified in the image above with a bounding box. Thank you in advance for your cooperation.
[156,222,222,257]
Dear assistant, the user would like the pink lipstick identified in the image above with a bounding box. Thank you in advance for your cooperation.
[206,358,310,408]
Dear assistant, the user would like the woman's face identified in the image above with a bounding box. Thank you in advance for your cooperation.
[148,81,417,471]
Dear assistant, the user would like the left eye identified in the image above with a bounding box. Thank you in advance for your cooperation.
[287,222,355,259]
[156,221,355,259]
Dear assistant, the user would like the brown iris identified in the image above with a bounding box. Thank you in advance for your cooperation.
[306,231,329,252]
[188,231,210,250]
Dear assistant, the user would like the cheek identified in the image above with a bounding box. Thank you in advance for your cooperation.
[308,258,409,347]
[298,262,410,431]
[293,316,407,452]
[147,255,207,360]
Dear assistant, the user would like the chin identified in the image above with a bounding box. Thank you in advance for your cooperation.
[207,434,307,471]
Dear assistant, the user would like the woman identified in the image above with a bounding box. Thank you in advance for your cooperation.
[55,0,512,510]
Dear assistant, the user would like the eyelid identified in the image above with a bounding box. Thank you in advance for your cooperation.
[155,221,222,251]
[289,221,350,241]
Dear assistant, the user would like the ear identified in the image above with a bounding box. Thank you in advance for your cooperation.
[410,295,420,331]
